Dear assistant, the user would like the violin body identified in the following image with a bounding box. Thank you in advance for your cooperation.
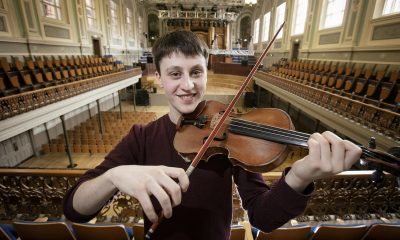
[174,100,296,172]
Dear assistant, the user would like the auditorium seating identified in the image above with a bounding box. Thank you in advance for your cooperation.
[0,56,140,121]
[309,223,368,240]
[13,221,76,240]
[361,223,400,240]
[229,225,246,240]
[260,59,399,138]
[132,224,144,240]
[42,111,157,154]
[71,222,133,240]
[255,224,311,240]
[0,55,124,95]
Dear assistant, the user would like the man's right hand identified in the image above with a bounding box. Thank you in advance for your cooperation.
[106,165,190,223]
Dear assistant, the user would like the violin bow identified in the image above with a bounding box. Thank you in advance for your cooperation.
[146,22,285,239]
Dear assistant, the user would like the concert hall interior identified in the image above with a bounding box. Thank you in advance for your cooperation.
[0,0,399,239]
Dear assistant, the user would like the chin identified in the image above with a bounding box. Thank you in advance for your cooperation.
[179,106,197,114]
[178,102,200,114]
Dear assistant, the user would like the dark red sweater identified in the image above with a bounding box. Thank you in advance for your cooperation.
[63,114,313,240]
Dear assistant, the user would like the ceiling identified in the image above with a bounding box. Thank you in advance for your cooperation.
[142,0,249,7]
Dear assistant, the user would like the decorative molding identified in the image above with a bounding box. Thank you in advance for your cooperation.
[0,169,398,224]
[319,32,341,45]
[372,22,400,40]
[44,25,70,39]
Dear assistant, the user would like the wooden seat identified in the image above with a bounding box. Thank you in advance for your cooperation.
[81,144,90,153]
[230,225,246,240]
[133,224,144,240]
[255,224,311,240]
[310,224,367,240]
[72,223,131,240]
[361,223,400,240]
[13,221,76,240]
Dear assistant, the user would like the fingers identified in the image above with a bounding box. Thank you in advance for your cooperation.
[143,166,189,221]
[147,179,173,219]
[308,131,361,174]
[136,192,158,223]
[321,131,345,173]
[342,140,362,169]
[161,166,190,192]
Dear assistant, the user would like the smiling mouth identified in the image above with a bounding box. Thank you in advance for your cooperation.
[177,93,196,101]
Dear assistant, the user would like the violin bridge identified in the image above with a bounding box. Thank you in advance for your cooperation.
[210,111,224,129]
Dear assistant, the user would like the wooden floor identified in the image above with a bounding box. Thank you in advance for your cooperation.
[18,81,303,171]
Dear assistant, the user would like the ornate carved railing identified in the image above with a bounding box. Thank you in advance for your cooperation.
[0,68,141,121]
[1,169,399,224]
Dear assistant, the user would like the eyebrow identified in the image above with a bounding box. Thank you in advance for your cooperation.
[165,66,182,72]
[165,64,205,72]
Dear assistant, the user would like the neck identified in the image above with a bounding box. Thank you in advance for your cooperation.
[168,112,180,125]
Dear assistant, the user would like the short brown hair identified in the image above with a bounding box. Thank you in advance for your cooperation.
[152,31,209,74]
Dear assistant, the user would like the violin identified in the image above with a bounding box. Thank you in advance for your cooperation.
[175,100,400,177]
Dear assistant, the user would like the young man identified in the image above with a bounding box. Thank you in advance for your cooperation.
[63,31,361,239]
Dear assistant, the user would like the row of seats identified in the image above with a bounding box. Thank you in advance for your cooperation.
[0,221,142,240]
[253,222,400,240]
[42,111,157,154]
[257,70,399,138]
[272,59,399,111]
[2,220,399,240]
[0,67,139,120]
[0,55,124,97]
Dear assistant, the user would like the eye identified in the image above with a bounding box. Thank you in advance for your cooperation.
[169,71,182,79]
[191,69,203,78]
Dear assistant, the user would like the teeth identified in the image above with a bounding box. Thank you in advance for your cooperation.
[177,94,196,101]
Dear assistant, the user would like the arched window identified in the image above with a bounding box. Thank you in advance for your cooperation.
[373,0,400,18]
[240,16,251,48]
[253,18,260,43]
[41,0,62,20]
[85,0,97,29]
[109,0,121,37]
[275,2,286,39]
[320,0,347,29]
[292,0,308,35]
[262,12,271,42]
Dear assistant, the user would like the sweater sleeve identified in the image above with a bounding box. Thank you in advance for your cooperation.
[63,124,145,222]
[233,167,314,233]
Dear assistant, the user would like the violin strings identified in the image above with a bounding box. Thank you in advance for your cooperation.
[231,118,311,139]
[229,119,386,161]
[230,118,310,144]
[202,116,386,162]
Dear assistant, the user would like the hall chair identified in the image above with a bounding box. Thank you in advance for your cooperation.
[309,223,368,240]
[13,220,76,240]
[0,224,17,240]
[361,222,400,240]
[132,224,144,240]
[255,224,311,240]
[71,222,133,240]
[230,225,246,240]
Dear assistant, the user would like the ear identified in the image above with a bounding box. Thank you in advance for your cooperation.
[155,71,163,88]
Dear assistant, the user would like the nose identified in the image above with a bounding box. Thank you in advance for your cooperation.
[181,74,194,90]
